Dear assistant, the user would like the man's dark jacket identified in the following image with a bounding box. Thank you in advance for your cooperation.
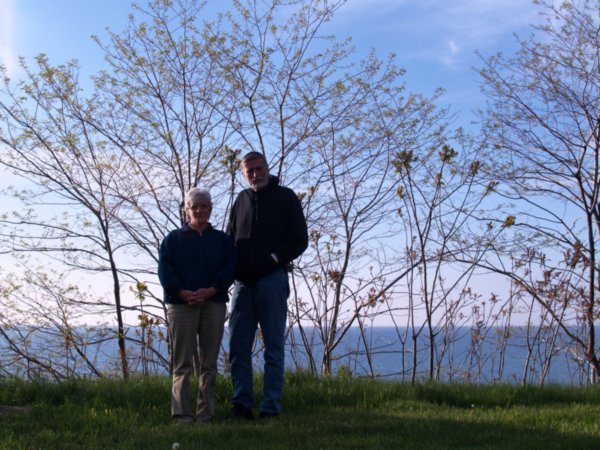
[227,176,308,286]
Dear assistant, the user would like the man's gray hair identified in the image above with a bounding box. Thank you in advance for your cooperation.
[241,151,268,166]
[184,188,212,207]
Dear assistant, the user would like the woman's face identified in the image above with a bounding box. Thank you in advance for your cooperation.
[186,200,211,228]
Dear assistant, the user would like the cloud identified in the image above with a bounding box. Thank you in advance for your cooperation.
[340,0,542,68]
[439,0,540,42]
[448,40,459,55]
[429,0,541,68]
[0,0,17,77]
[338,0,411,14]
[439,39,460,67]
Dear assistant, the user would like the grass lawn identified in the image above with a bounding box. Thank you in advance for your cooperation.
[1,373,600,449]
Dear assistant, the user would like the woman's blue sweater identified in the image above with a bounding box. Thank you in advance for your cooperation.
[158,223,236,304]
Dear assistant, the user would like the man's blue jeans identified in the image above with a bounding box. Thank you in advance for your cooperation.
[229,267,289,414]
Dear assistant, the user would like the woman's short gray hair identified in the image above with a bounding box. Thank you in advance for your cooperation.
[184,188,212,208]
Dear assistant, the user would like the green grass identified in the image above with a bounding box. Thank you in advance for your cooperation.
[1,373,600,449]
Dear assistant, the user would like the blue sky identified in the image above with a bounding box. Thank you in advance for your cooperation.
[1,0,543,127]
[0,0,548,326]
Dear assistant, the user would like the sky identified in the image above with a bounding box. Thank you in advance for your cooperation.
[0,0,544,128]
[0,0,547,326]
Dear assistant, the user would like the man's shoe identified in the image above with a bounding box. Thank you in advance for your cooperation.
[258,411,279,420]
[230,404,254,421]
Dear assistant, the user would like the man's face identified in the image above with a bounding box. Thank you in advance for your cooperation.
[242,158,269,191]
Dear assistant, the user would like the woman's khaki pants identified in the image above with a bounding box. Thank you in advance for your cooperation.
[168,301,226,420]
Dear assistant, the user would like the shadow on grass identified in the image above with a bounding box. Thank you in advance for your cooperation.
[115,407,599,450]
[409,383,600,409]
[288,409,598,450]
[1,376,599,449]
[1,397,598,449]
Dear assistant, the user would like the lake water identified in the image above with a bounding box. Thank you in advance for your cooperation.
[125,325,593,385]
[280,326,591,385]
[302,326,595,384]
[2,325,594,384]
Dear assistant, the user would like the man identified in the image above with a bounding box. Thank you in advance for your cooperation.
[227,151,308,419]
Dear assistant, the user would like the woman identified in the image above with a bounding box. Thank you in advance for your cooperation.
[158,188,236,423]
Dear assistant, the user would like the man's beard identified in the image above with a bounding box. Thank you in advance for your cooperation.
[251,178,268,190]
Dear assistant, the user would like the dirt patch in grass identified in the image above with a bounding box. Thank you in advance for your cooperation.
[0,405,32,415]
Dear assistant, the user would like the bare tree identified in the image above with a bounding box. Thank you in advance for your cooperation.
[3,0,564,383]
[387,125,520,383]
[476,0,600,382]
[0,0,242,378]
[0,268,112,380]
[0,55,136,377]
